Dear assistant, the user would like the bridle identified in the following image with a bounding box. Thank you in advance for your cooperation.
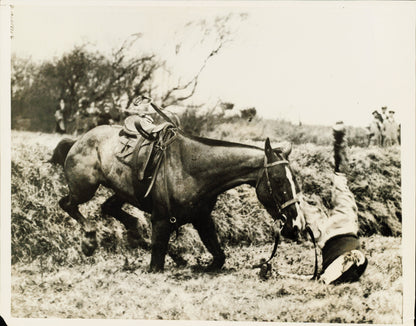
[254,154,319,281]
[255,155,300,228]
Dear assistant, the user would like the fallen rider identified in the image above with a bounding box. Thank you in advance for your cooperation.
[295,121,368,284]
[261,122,369,284]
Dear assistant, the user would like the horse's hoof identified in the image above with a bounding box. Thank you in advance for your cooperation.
[191,264,221,273]
[204,257,225,272]
[168,252,187,267]
[81,240,97,256]
[147,265,164,273]
[126,230,140,249]
[205,264,222,273]
[174,257,187,268]
[81,232,98,256]
[191,265,205,273]
[126,230,150,250]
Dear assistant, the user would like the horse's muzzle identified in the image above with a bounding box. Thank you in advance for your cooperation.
[281,224,300,241]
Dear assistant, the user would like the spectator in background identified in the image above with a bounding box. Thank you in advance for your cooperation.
[397,124,401,145]
[380,106,388,123]
[383,110,399,147]
[86,101,100,130]
[380,106,388,146]
[97,105,114,126]
[368,110,383,146]
[54,98,66,134]
[74,98,90,136]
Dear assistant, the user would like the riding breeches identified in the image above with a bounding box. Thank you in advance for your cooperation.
[300,173,359,249]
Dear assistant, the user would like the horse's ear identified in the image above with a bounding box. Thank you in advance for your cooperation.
[282,142,292,158]
[264,138,273,159]
[272,141,292,159]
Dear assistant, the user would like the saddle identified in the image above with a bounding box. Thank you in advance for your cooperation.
[122,115,171,139]
[116,115,177,198]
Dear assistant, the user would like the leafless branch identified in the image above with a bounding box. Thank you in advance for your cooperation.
[161,40,225,107]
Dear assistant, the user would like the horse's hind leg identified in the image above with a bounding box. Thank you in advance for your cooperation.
[101,195,150,250]
[59,188,98,256]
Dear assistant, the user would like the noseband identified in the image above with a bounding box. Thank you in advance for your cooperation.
[256,155,300,227]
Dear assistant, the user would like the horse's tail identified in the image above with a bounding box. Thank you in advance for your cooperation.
[47,138,76,167]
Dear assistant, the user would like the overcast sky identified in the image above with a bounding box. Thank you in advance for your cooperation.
[11,1,415,126]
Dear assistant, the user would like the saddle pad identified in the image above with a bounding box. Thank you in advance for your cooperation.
[116,135,154,181]
[116,137,136,161]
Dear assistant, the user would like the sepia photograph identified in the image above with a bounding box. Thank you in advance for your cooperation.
[1,1,415,325]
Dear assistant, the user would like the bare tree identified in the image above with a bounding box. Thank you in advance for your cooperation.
[159,13,248,107]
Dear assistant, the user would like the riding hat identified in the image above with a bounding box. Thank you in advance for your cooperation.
[320,234,368,284]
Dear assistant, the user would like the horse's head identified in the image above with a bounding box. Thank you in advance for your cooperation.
[255,138,305,240]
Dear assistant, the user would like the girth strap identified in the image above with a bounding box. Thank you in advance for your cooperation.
[131,136,148,199]
[144,149,163,198]
[143,128,178,198]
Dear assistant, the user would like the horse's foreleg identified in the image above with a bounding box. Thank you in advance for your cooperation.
[149,216,171,273]
[102,196,186,266]
[193,213,225,271]
[101,195,150,250]
[59,195,98,256]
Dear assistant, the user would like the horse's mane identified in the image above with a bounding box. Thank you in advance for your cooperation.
[184,132,261,150]
[182,132,288,154]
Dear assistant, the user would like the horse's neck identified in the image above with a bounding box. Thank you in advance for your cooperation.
[176,135,264,198]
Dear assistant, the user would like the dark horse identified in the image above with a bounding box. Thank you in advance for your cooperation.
[57,124,305,272]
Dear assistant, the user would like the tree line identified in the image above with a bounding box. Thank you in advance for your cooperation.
[11,13,248,133]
